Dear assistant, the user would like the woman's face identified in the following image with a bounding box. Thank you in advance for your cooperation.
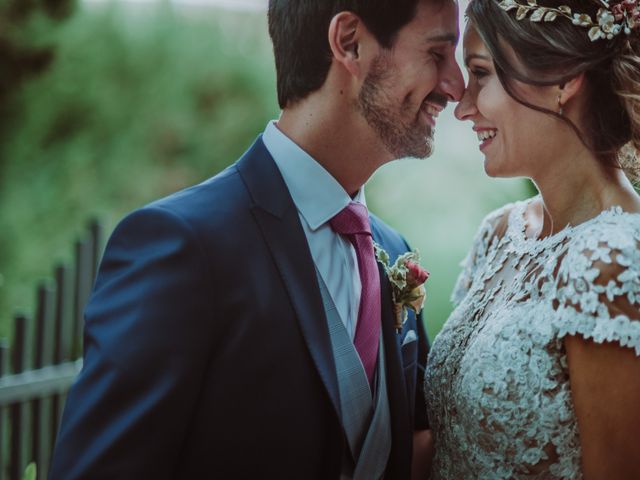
[454,25,559,178]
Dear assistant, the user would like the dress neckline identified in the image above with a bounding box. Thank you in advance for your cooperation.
[505,197,640,252]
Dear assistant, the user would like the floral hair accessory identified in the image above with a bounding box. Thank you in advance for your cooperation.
[373,243,430,332]
[497,0,640,42]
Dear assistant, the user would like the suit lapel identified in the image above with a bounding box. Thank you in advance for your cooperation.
[236,137,341,422]
[372,230,412,478]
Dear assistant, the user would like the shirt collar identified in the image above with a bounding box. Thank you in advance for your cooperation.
[262,121,366,231]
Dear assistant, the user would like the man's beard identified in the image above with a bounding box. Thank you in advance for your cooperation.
[357,54,434,160]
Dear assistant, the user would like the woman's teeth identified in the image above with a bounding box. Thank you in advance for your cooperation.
[477,129,497,142]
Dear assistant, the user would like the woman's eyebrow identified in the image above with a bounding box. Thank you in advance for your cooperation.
[464,53,491,67]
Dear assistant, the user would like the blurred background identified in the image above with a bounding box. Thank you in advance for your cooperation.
[0,0,531,340]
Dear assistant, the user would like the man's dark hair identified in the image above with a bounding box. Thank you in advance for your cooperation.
[268,0,421,109]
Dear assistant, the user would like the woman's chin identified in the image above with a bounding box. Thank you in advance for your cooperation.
[483,159,502,178]
[483,158,518,179]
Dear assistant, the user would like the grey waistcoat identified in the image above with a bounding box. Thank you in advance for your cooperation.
[316,271,392,480]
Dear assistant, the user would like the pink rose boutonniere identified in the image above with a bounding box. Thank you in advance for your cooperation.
[373,243,430,332]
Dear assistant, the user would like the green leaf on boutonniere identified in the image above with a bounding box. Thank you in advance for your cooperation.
[373,242,430,331]
[373,242,390,269]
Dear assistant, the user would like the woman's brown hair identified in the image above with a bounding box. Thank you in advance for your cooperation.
[467,0,640,183]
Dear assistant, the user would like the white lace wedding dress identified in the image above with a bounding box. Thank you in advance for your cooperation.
[424,198,640,479]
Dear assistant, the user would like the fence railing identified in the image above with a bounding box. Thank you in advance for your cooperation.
[0,220,103,480]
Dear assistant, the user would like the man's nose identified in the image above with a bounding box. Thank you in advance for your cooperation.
[454,87,477,121]
[440,59,465,102]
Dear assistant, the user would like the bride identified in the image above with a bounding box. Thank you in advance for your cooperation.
[424,0,640,478]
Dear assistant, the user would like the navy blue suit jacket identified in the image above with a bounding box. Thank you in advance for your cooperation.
[50,138,430,479]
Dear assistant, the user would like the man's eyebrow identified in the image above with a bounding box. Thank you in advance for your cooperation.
[464,53,491,66]
[425,33,458,45]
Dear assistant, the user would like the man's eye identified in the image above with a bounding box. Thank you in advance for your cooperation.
[431,51,445,62]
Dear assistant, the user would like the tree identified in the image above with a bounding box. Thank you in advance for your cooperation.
[0,0,76,140]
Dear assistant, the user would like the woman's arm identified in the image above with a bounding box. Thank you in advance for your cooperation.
[411,429,433,480]
[566,334,640,478]
[558,234,640,479]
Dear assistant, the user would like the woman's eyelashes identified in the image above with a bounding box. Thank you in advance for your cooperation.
[469,66,489,79]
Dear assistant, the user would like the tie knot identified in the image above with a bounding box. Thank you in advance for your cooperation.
[329,203,372,236]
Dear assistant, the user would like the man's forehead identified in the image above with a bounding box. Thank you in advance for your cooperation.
[412,0,460,43]
[426,32,459,46]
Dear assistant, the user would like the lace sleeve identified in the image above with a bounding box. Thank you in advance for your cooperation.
[553,231,640,356]
[451,206,509,306]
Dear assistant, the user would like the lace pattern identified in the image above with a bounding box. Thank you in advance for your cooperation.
[425,199,640,479]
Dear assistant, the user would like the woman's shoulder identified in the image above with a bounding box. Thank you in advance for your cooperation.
[482,200,520,229]
[450,198,531,306]
[560,207,640,275]
[462,197,535,264]
[560,206,640,271]
[569,206,640,248]
[552,208,640,356]
[476,197,533,241]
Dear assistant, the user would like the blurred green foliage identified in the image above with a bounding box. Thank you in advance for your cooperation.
[0,3,279,335]
[0,0,75,113]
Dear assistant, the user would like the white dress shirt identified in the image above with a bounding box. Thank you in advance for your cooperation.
[262,121,363,339]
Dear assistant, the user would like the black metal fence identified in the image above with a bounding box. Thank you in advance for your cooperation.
[0,220,102,479]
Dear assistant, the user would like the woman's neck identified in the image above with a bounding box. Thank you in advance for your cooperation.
[529,144,640,239]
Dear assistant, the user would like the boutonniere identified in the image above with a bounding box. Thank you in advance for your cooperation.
[373,243,430,332]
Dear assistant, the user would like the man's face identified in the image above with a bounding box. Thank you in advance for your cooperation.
[357,0,464,160]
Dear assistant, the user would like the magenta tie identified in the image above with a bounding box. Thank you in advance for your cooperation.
[330,203,381,387]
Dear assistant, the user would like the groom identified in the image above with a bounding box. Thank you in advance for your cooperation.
[50,0,463,478]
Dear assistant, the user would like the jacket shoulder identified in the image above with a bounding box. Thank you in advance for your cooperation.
[370,213,411,255]
[146,164,248,224]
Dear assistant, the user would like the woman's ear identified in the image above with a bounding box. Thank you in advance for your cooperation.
[558,73,586,106]
[328,12,364,77]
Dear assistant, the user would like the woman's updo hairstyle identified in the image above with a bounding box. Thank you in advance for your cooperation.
[467,0,640,184]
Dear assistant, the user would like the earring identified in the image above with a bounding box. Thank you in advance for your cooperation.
[557,94,564,116]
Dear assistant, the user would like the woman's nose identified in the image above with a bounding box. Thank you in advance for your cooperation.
[454,87,477,121]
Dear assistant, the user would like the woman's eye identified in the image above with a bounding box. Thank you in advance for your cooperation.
[470,68,488,79]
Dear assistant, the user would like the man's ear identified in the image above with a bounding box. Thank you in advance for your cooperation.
[328,12,365,77]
